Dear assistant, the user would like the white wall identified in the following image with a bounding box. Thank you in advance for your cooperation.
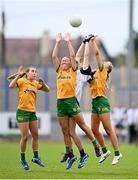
[0,112,51,135]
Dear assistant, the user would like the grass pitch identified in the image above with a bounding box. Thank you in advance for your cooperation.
[0,142,138,179]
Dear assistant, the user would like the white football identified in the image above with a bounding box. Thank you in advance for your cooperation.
[69,15,82,28]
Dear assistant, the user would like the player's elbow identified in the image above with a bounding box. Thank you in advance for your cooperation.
[45,86,50,92]
[46,87,50,92]
[95,51,100,56]
[75,54,81,60]
[52,54,56,60]
[9,84,15,88]
[84,54,89,60]
[9,84,12,88]
[70,54,75,59]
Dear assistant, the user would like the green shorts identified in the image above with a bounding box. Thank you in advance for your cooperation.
[57,97,81,117]
[16,109,38,123]
[92,96,110,114]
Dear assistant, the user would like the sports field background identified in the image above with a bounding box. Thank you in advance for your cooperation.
[0,142,138,179]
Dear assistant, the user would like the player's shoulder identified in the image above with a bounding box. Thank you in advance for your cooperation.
[56,65,61,73]
[17,77,27,87]
[17,77,26,83]
[33,79,38,83]
[98,64,107,73]
[33,80,42,88]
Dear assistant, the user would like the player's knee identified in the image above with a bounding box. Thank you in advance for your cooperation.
[32,132,38,140]
[62,127,69,136]
[69,130,76,138]
[104,127,113,136]
[92,127,100,136]
[21,135,28,143]
[80,124,88,132]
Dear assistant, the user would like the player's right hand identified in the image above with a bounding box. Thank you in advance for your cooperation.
[56,33,62,42]
[17,66,26,78]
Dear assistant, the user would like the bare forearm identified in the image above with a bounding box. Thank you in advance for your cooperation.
[41,83,50,92]
[91,40,103,66]
[9,75,20,88]
[67,41,75,58]
[76,42,84,62]
[83,42,90,69]
[52,42,59,58]
[52,42,60,69]
[67,41,76,69]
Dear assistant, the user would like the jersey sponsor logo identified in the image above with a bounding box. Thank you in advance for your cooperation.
[65,69,70,73]
[98,107,108,112]
[24,89,35,93]
[17,116,24,121]
[58,76,71,80]
[73,107,80,112]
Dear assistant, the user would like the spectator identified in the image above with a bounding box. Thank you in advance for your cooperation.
[112,105,126,143]
[127,106,137,144]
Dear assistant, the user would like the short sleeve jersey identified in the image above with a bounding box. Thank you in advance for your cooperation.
[57,67,77,99]
[17,78,42,112]
[89,66,108,99]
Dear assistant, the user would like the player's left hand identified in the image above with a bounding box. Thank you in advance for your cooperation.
[38,78,45,85]
[56,33,62,42]
[64,32,71,42]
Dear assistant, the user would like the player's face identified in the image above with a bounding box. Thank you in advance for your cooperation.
[27,67,37,80]
[61,57,71,70]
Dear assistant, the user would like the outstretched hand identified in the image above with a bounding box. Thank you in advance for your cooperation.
[90,35,98,41]
[56,33,62,42]
[64,32,71,42]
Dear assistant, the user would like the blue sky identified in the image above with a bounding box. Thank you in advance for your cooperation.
[0,0,138,56]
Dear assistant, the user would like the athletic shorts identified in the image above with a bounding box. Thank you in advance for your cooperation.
[91,96,110,114]
[57,97,81,117]
[16,109,38,123]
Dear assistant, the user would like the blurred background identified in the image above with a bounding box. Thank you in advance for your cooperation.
[0,0,138,145]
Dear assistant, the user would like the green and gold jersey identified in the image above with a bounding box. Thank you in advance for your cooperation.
[17,78,42,112]
[89,66,108,99]
[57,67,77,99]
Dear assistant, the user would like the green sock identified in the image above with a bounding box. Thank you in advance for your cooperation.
[21,153,25,160]
[33,151,38,158]
[102,147,108,154]
[92,139,97,148]
[66,146,71,153]
[115,150,120,156]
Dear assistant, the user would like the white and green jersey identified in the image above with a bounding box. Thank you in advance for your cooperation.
[76,70,90,103]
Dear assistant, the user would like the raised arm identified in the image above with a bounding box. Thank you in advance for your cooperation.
[83,42,90,69]
[9,66,25,88]
[64,32,77,70]
[75,42,84,63]
[52,33,62,70]
[90,37,103,70]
